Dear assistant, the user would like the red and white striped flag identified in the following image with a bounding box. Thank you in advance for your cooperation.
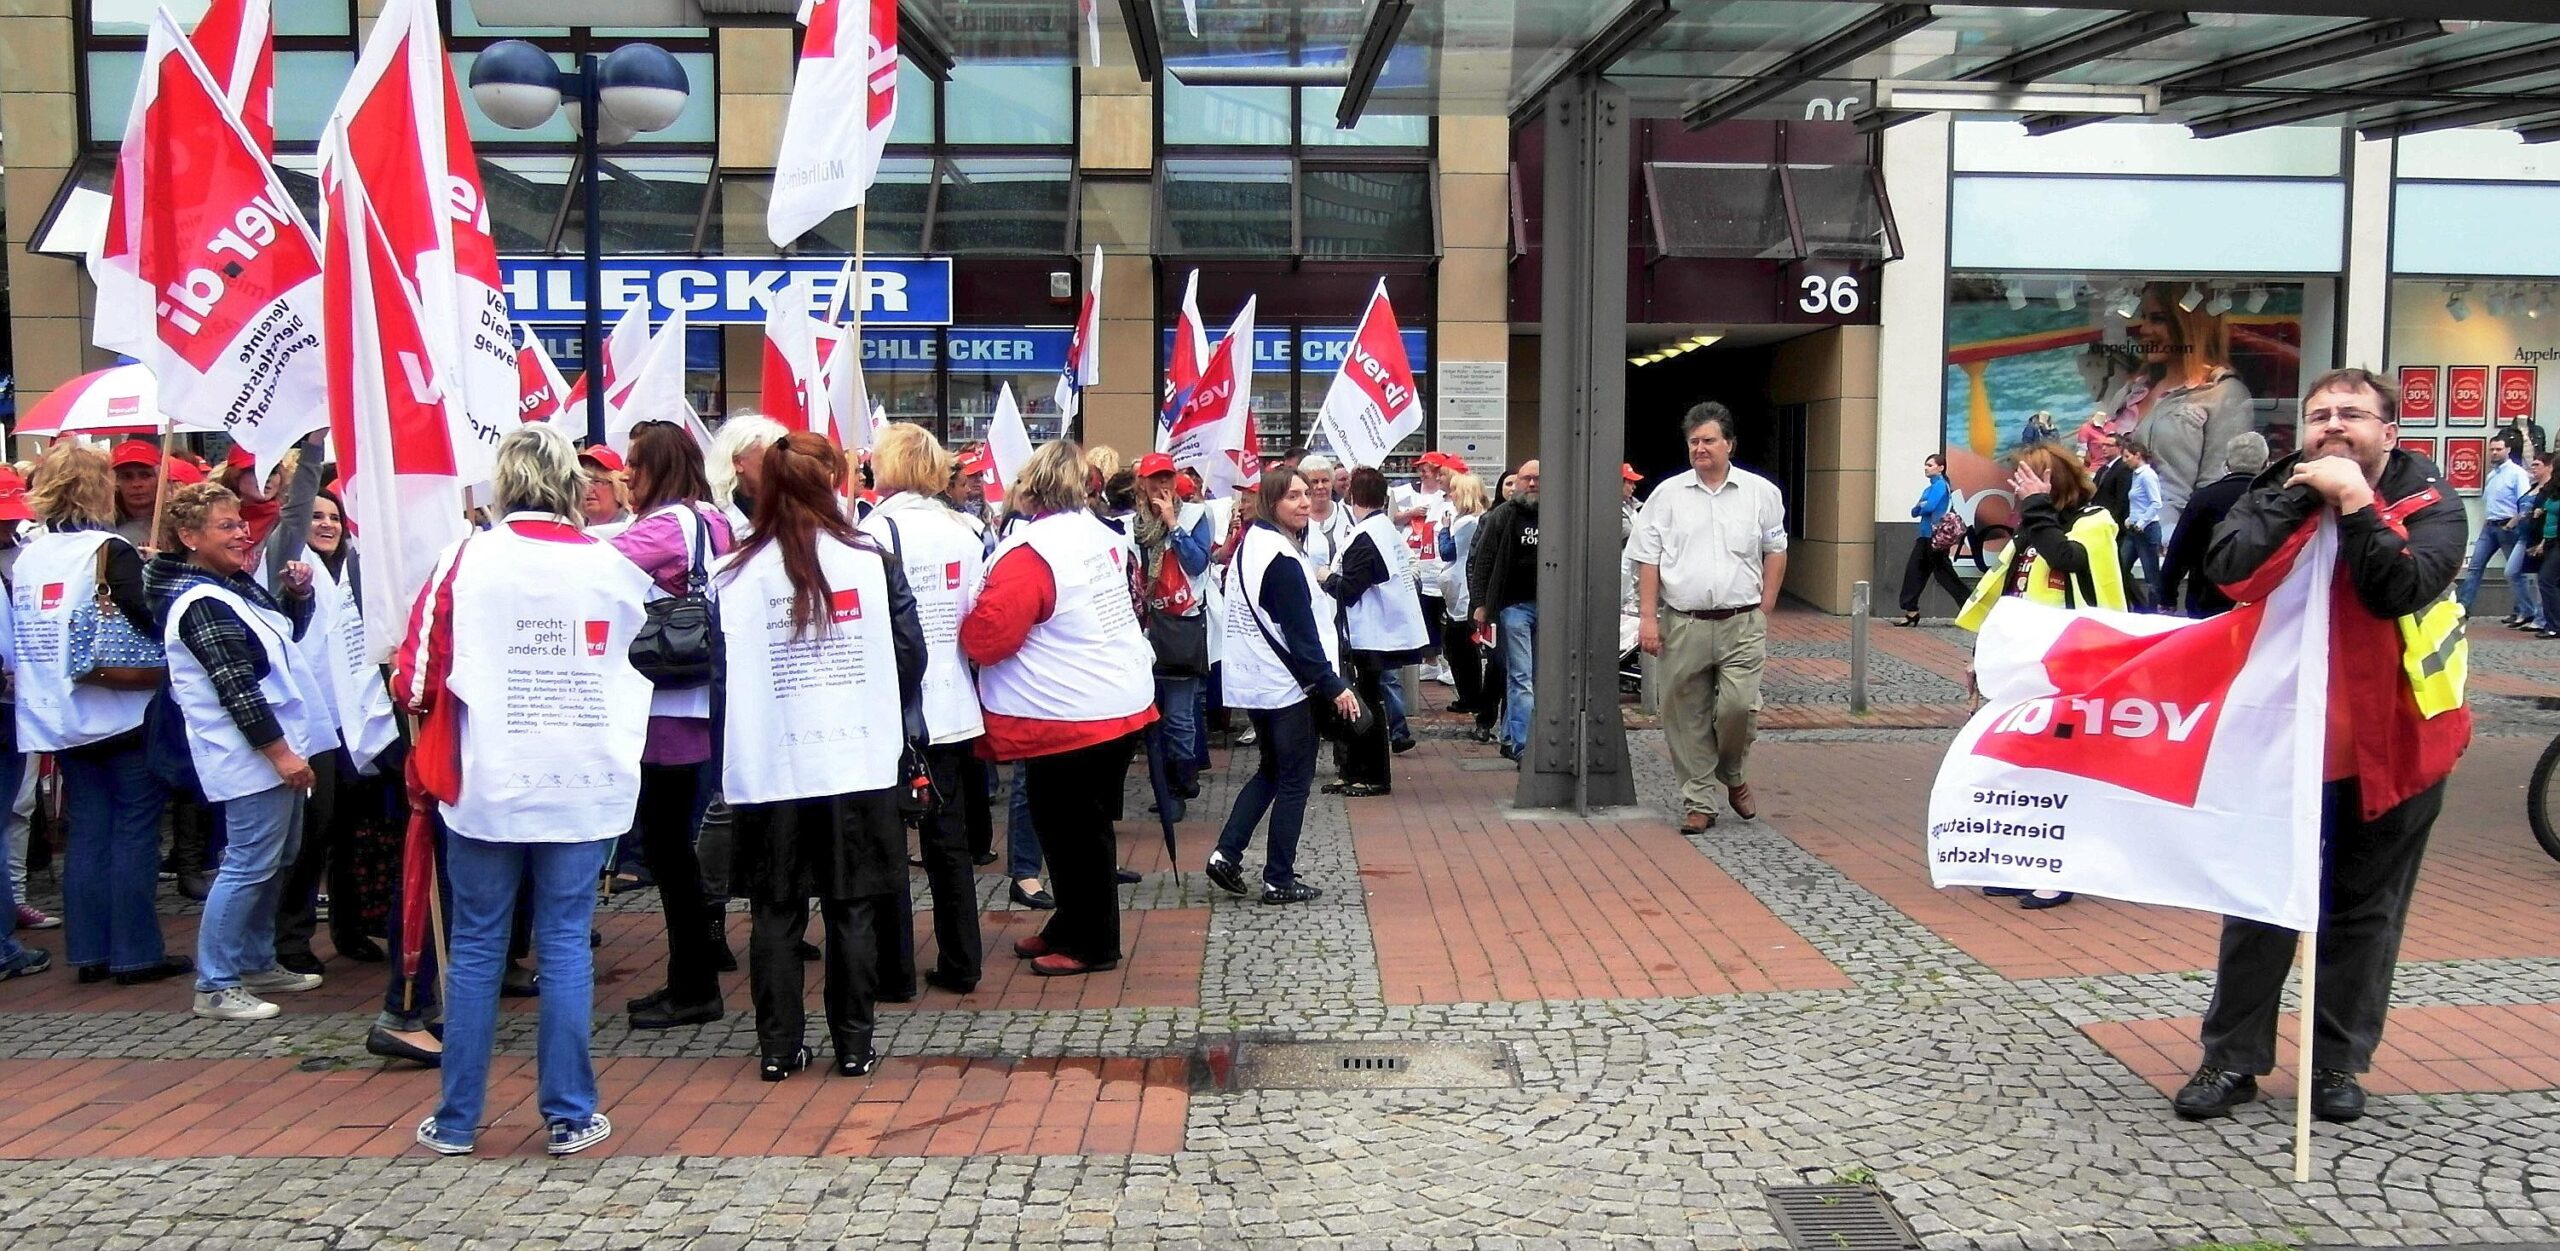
[91,11,328,478]
[1056,246,1102,421]
[187,0,274,156]
[768,0,898,248]
[320,118,467,665]
[326,0,517,486]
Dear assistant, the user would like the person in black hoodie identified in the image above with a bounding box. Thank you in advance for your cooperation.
[2156,432,2268,618]
[1466,460,1541,761]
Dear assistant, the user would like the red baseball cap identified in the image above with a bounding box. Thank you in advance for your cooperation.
[578,446,627,474]
[1621,463,1643,483]
[166,458,208,486]
[225,445,257,474]
[1421,451,1464,471]
[110,440,162,470]
[1175,472,1199,500]
[0,468,32,523]
[1136,452,1177,478]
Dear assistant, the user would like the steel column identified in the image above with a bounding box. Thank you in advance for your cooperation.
[1518,75,1634,814]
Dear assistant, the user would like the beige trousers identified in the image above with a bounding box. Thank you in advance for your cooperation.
[1657,608,1766,816]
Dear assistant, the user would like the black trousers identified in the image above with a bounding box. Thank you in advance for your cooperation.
[638,763,722,1005]
[959,752,996,862]
[1898,538,1968,616]
[1417,595,1445,658]
[1343,655,1393,787]
[2198,778,2445,1075]
[918,744,983,983]
[748,895,882,1062]
[1442,618,1487,713]
[1024,733,1141,964]
[277,747,371,957]
[1478,628,1505,732]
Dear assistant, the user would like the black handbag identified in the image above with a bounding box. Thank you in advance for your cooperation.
[628,506,722,688]
[1148,610,1210,678]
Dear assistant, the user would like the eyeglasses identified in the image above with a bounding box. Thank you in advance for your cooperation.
[198,519,250,536]
[2303,407,2386,427]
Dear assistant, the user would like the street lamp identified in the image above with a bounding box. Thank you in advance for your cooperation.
[469,39,692,440]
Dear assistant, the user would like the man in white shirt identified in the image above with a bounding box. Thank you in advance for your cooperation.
[1630,403,1789,834]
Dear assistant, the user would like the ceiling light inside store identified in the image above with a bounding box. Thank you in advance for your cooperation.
[2489,288,2510,317]
[2005,279,2028,310]
[1687,334,1723,348]
[2535,289,2553,320]
[2110,288,2140,320]
[2177,282,2206,313]
[2205,288,2234,316]
[2246,286,2270,314]
[2448,289,2471,322]
[2055,282,2077,311]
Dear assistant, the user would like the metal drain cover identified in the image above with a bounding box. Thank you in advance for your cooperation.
[1766,1186,1922,1251]
[1227,1040,1518,1091]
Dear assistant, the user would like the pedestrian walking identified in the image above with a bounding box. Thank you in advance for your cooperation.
[1630,402,1788,834]
[2457,436,2532,615]
[1896,453,1968,625]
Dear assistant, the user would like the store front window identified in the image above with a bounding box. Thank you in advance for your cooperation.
[2387,277,2559,503]
[1941,273,2332,526]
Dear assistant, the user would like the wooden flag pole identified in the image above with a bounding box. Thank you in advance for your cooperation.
[147,419,178,554]
[2293,932,2318,1182]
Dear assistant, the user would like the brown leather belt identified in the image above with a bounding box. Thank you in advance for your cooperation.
[1668,606,1756,621]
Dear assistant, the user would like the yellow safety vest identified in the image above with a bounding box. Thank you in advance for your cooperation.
[2396,584,2468,718]
[1955,505,2127,632]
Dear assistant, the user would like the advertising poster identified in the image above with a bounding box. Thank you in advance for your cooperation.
[1943,279,2307,531]
[2447,366,2491,427]
[2444,437,2487,495]
[2398,366,2440,427]
[2499,366,2538,423]
[2400,436,2438,468]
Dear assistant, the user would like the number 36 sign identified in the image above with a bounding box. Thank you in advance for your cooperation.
[1780,261,1879,326]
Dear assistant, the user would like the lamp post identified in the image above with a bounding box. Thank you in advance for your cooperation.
[469,38,691,441]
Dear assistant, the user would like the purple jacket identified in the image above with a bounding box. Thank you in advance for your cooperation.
[610,502,736,766]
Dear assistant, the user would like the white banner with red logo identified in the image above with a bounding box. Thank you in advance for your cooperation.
[760,276,825,435]
[768,0,898,248]
[1314,281,1423,469]
[188,0,274,155]
[1157,269,1207,451]
[1926,518,2335,931]
[515,324,576,436]
[1167,298,1255,497]
[91,12,329,477]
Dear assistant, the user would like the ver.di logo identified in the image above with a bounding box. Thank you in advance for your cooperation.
[1974,610,2265,806]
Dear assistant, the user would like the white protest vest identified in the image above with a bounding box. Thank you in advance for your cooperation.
[637,502,719,722]
[162,582,335,803]
[714,536,902,804]
[441,529,653,843]
[975,511,1154,723]
[1220,523,1339,711]
[1305,505,1349,571]
[293,550,399,773]
[11,530,152,752]
[859,495,986,746]
[1344,511,1432,654]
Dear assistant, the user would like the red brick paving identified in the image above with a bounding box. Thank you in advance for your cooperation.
[0,1054,1189,1160]
[1351,741,1849,1005]
[2088,1003,2560,1097]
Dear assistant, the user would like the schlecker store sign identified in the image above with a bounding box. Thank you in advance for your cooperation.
[500,257,956,326]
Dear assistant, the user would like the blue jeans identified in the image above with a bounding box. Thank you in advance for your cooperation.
[1155,676,1202,794]
[1007,762,1043,881]
[2462,523,2524,612]
[1216,702,1318,886]
[195,785,304,991]
[431,834,613,1146]
[2514,539,2548,627]
[0,749,26,968]
[60,740,170,974]
[1379,668,1410,743]
[1497,602,1539,753]
[2123,522,2163,606]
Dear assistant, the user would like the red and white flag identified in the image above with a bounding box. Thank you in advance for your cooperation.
[563,301,652,433]
[1055,246,1102,421]
[319,119,468,665]
[987,383,1034,492]
[768,0,898,248]
[761,277,826,434]
[1314,281,1423,469]
[819,326,876,452]
[515,325,576,436]
[326,0,517,486]
[1167,298,1255,497]
[1927,519,2336,930]
[616,305,714,456]
[1158,269,1209,451]
[91,11,328,477]
[188,0,273,156]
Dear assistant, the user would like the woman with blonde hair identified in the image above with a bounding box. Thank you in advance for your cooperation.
[960,440,1157,977]
[1952,440,2124,912]
[2126,282,2254,523]
[15,441,185,987]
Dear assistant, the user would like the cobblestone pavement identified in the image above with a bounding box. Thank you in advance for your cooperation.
[3,611,2559,1248]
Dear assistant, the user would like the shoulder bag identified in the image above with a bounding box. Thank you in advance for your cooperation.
[68,540,167,691]
[628,506,722,689]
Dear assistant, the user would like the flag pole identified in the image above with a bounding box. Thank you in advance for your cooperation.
[2293,930,2317,1182]
[148,415,177,553]
[850,202,867,448]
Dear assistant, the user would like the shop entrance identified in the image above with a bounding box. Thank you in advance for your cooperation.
[1624,324,1825,538]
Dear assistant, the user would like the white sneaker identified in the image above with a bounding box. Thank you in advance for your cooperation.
[1427,663,1455,685]
[240,967,324,994]
[193,987,280,1021]
[547,1112,613,1156]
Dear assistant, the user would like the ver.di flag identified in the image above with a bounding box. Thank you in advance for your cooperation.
[1314,280,1422,469]
[615,305,715,457]
[1055,246,1102,421]
[327,0,518,486]
[188,0,274,156]
[1926,518,2336,931]
[760,276,826,434]
[768,0,898,248]
[515,324,576,436]
[1167,298,1255,497]
[91,11,328,478]
[1157,269,1208,450]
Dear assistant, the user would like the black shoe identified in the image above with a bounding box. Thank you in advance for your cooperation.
[590,929,602,949]
[713,946,738,974]
[1893,612,1921,628]
[115,956,193,986]
[1980,887,2030,898]
[973,852,999,866]
[2171,1066,2259,1119]
[1339,783,1390,798]
[335,936,386,963]
[908,855,927,868]
[1175,781,1201,801]
[1204,854,1247,897]
[629,997,723,1029]
[1467,727,1495,744]
[924,968,978,995]
[500,962,539,998]
[177,871,213,902]
[2019,891,2074,910]
[365,1025,442,1068]
[276,951,325,976]
[836,1048,880,1078]
[798,940,822,961]
[876,984,916,1004]
[1320,781,1350,795]
[1009,882,1056,910]
[761,1047,811,1083]
[1390,737,1416,755]
[626,987,672,1012]
[2311,1069,2367,1122]
[76,965,110,985]
[1115,867,1141,885]
[1260,880,1323,905]
[1448,702,1478,716]
[1499,743,1522,762]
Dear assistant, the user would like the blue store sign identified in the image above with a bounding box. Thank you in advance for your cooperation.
[500,256,955,326]
[863,328,1074,374]
[1166,327,1432,373]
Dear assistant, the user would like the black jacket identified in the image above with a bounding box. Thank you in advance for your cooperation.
[2202,449,2466,620]
[2092,456,2134,525]
[2158,470,2253,616]
[1466,498,1541,614]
